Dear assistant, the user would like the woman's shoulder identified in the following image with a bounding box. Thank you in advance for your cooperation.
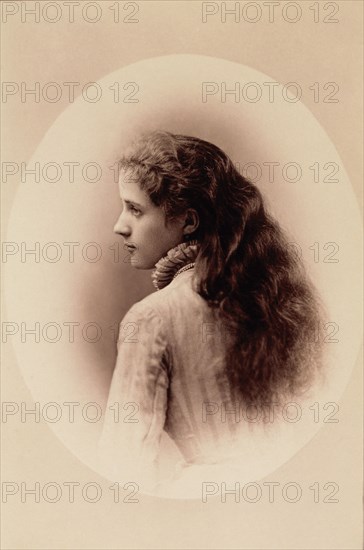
[138,272,199,312]
[118,297,168,350]
[121,285,175,333]
[123,295,163,324]
[136,276,213,333]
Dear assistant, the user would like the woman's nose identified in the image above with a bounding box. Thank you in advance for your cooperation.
[114,213,131,237]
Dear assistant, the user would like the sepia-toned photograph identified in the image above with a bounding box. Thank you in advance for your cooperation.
[98,129,327,496]
[2,1,363,549]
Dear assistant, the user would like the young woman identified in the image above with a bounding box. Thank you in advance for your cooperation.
[98,130,324,495]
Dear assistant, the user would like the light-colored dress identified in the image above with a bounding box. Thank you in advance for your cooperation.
[97,240,246,496]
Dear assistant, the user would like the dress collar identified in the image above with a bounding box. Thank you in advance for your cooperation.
[151,239,200,290]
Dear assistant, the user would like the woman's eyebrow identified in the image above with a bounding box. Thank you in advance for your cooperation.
[123,198,144,208]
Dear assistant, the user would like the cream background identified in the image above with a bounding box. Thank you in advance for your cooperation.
[1,1,363,548]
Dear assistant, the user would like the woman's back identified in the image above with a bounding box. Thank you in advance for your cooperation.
[145,258,242,464]
[98,241,245,491]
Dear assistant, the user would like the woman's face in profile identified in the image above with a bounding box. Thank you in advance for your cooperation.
[114,169,186,269]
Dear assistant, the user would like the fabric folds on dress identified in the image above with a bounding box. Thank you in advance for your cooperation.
[97,304,169,492]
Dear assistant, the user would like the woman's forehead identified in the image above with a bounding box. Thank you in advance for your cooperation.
[118,169,152,208]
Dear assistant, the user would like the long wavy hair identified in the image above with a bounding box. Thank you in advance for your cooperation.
[118,131,325,411]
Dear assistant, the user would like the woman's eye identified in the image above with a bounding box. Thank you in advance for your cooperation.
[129,205,141,216]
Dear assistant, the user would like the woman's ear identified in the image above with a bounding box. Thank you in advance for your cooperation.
[183,208,199,238]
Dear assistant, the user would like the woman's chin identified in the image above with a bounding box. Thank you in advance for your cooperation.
[129,257,154,270]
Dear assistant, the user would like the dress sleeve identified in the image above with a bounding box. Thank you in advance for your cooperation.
[97,303,170,492]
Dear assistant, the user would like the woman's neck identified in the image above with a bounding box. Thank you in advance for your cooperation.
[151,239,200,290]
